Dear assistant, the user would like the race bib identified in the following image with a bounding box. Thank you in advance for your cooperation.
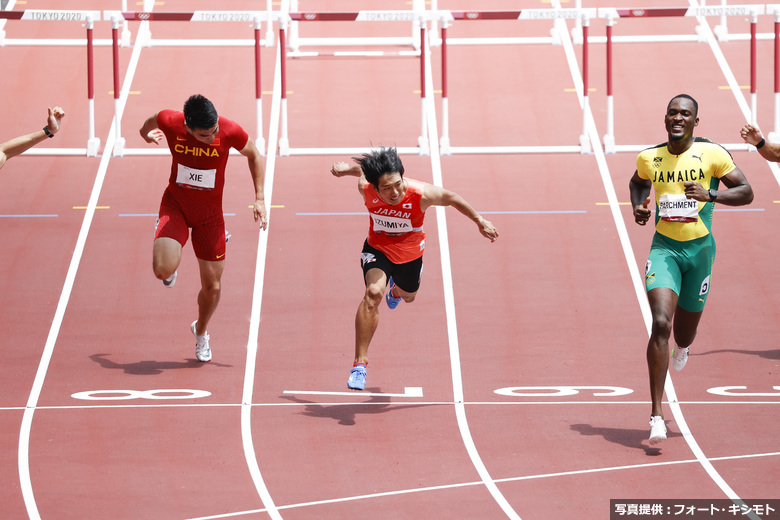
[176,163,216,190]
[371,214,414,236]
[658,193,698,223]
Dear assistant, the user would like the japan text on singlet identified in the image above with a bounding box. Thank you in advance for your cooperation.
[157,110,249,198]
[636,137,736,242]
[364,178,426,264]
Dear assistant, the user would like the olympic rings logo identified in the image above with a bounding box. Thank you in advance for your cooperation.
[71,389,211,401]
[631,10,646,17]
[304,13,317,21]
[137,12,151,20]
[465,12,479,20]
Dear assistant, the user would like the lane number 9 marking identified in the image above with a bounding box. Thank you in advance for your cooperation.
[494,386,634,397]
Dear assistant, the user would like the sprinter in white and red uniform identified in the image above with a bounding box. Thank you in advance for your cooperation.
[140,94,267,362]
[331,147,499,390]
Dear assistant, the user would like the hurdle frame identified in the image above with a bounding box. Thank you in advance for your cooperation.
[277,9,436,157]
[599,4,767,153]
[0,9,103,157]
[102,10,272,157]
[436,8,597,155]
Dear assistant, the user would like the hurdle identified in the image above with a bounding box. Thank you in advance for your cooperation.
[599,5,766,153]
[437,8,597,155]
[102,10,272,156]
[285,0,425,56]
[0,9,103,157]
[277,9,436,156]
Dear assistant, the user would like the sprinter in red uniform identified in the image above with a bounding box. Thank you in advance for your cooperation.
[140,94,267,362]
[331,147,498,390]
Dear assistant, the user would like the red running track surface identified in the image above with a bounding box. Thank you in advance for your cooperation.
[0,0,778,519]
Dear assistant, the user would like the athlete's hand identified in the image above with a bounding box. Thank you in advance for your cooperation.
[684,181,710,202]
[634,197,651,226]
[330,162,351,177]
[47,106,65,134]
[143,129,164,145]
[253,199,268,230]
[477,217,499,242]
[740,123,763,146]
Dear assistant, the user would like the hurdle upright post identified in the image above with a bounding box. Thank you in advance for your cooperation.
[111,14,125,157]
[439,18,450,154]
[86,14,101,157]
[254,16,266,154]
[578,12,591,154]
[279,15,290,156]
[417,18,429,155]
[750,9,758,125]
[603,11,615,153]
[767,8,780,143]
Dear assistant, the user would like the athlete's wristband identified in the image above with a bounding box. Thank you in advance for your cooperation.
[709,189,718,203]
[756,138,765,149]
[43,126,54,138]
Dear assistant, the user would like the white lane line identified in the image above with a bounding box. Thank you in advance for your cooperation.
[422,24,523,520]
[239,20,283,520]
[183,451,780,520]
[16,16,150,520]
[556,0,756,512]
[283,387,424,398]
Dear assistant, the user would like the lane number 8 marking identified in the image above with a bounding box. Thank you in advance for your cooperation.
[71,389,211,400]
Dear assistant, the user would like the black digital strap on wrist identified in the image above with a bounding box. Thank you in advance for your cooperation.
[43,126,54,138]
[756,138,765,149]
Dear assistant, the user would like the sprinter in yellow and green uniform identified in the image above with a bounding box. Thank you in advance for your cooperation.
[629,94,753,446]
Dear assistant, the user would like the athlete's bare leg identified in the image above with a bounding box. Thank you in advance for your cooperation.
[194,258,224,336]
[152,237,182,281]
[354,268,386,365]
[672,306,702,349]
[646,287,677,419]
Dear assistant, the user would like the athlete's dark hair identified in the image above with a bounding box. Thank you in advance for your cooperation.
[353,147,405,189]
[183,94,218,130]
[668,93,698,117]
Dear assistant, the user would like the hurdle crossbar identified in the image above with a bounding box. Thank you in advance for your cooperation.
[599,5,766,153]
[286,0,428,54]
[0,10,102,156]
[103,10,271,156]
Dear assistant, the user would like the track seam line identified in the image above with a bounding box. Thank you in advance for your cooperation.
[421,19,522,520]
[15,11,151,520]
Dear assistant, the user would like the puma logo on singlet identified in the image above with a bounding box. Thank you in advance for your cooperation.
[692,153,703,162]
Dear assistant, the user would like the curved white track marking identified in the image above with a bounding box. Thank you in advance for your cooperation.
[16,16,152,520]
[421,24,522,520]
[239,20,283,520]
[554,0,756,514]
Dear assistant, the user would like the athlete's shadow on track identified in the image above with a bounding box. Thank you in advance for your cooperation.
[694,348,780,360]
[569,423,677,456]
[89,353,231,375]
[280,390,436,426]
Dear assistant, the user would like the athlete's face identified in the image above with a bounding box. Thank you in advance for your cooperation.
[186,123,219,144]
[376,172,406,205]
[664,98,698,142]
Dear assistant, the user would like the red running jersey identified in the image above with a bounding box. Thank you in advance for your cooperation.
[364,178,426,264]
[157,109,249,203]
